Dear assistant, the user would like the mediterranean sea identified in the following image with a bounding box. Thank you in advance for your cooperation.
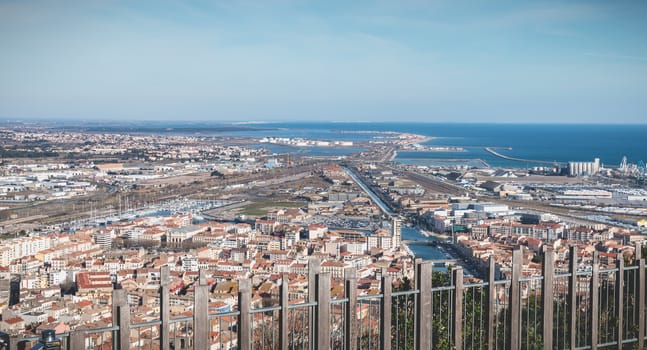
[227,122,647,168]
[69,121,647,168]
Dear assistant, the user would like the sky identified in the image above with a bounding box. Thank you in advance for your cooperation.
[1,0,646,124]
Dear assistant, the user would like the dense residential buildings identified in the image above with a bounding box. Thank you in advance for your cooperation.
[1,124,646,349]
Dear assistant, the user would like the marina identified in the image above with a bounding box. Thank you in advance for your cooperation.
[65,199,238,229]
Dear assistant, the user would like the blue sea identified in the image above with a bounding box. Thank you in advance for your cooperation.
[71,121,647,168]
[226,122,647,168]
[74,120,647,266]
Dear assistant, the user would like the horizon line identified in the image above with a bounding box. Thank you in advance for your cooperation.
[2,117,646,126]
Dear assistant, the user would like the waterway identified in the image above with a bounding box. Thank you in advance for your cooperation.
[343,167,394,217]
[344,167,455,263]
[75,121,647,170]
[401,226,448,260]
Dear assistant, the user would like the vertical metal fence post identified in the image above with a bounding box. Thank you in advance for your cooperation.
[280,274,289,350]
[413,258,422,350]
[636,242,642,261]
[194,269,209,350]
[113,288,131,350]
[381,275,392,350]
[160,266,170,350]
[238,279,252,350]
[487,256,496,350]
[315,272,331,350]
[414,258,422,289]
[8,335,18,350]
[590,252,599,350]
[309,258,321,350]
[69,331,85,350]
[542,248,554,350]
[308,258,321,303]
[415,261,432,350]
[568,246,577,350]
[635,243,644,349]
[345,268,358,350]
[509,248,522,350]
[616,258,624,350]
[452,267,463,350]
[638,257,645,350]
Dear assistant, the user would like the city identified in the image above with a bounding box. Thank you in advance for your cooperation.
[2,1,647,349]
[1,122,647,349]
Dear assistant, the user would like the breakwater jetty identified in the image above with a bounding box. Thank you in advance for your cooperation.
[484,147,565,167]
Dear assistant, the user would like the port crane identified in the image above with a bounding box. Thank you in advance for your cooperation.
[620,156,646,181]
[637,160,646,181]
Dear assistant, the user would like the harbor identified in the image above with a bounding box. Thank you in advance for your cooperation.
[65,199,238,230]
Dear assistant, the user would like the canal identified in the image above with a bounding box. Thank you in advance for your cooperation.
[344,167,454,262]
[400,226,449,260]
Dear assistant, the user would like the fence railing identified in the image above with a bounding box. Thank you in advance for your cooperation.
[6,244,647,350]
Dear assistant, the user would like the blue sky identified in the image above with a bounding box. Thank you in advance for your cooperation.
[1,0,646,123]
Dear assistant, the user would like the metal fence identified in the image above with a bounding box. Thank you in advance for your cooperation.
[6,244,647,350]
